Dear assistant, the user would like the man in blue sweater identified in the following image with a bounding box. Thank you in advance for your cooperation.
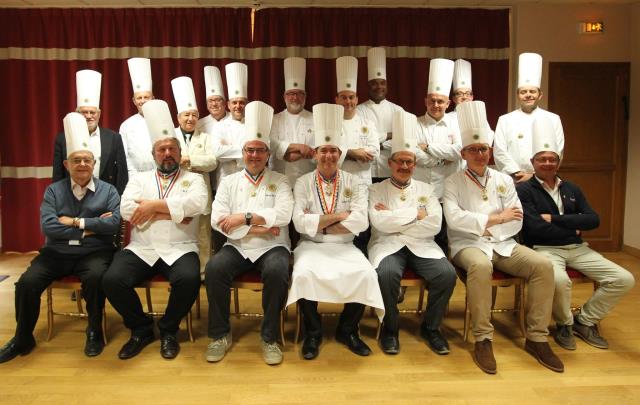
[516,116,634,351]
[0,112,121,363]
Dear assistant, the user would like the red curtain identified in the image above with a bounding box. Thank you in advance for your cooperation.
[0,8,252,252]
[252,7,510,125]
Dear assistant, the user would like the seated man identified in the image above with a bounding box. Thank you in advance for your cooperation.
[204,101,293,366]
[443,101,563,374]
[103,100,207,360]
[0,112,121,363]
[516,116,635,350]
[369,111,456,355]
[286,103,385,360]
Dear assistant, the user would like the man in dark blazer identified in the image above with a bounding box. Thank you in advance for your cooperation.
[52,69,128,194]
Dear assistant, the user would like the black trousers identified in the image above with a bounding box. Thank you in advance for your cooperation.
[14,249,112,346]
[205,245,290,343]
[434,203,449,256]
[102,250,200,337]
[299,299,365,339]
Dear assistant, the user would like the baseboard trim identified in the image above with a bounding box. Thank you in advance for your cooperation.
[622,244,640,258]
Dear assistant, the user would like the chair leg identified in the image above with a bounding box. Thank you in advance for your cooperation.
[491,285,498,309]
[145,287,153,313]
[233,288,240,316]
[464,294,470,343]
[280,308,286,348]
[187,309,194,342]
[195,292,201,319]
[75,289,84,314]
[102,308,108,345]
[417,284,425,314]
[46,287,54,341]
[294,302,302,344]
[517,284,526,338]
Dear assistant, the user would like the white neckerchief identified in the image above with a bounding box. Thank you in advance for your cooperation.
[70,177,96,201]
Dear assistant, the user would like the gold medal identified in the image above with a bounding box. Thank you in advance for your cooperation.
[400,195,407,201]
[482,193,488,201]
[250,191,257,197]
[325,189,332,196]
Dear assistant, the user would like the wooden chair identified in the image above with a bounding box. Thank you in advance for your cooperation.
[374,269,427,339]
[455,266,526,342]
[138,274,196,342]
[231,269,287,346]
[45,275,107,344]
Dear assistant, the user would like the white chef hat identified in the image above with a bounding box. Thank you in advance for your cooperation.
[225,62,248,100]
[313,103,344,148]
[171,76,198,114]
[531,115,560,157]
[63,112,92,158]
[243,101,274,149]
[336,56,358,94]
[204,66,225,99]
[518,52,543,89]
[142,100,177,145]
[127,58,152,93]
[367,47,387,81]
[391,110,418,155]
[453,59,472,91]
[457,101,492,147]
[284,57,306,92]
[427,59,454,96]
[76,69,101,108]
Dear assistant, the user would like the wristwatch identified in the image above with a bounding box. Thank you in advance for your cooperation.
[245,212,253,226]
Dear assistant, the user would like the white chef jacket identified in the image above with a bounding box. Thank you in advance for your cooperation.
[121,169,208,266]
[196,112,230,135]
[175,128,217,214]
[341,113,381,189]
[493,107,565,175]
[119,114,154,178]
[269,109,315,186]
[415,113,464,201]
[211,169,293,262]
[356,99,404,178]
[368,178,445,268]
[287,169,384,319]
[210,118,246,190]
[443,167,522,260]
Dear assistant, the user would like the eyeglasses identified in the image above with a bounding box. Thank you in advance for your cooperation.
[454,91,473,98]
[464,146,490,154]
[244,147,268,155]
[69,157,94,165]
[390,159,416,168]
[78,109,99,117]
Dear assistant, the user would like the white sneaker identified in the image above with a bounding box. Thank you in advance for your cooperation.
[261,340,283,365]
[205,333,231,362]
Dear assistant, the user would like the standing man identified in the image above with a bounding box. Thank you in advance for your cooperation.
[335,56,380,255]
[369,110,456,355]
[270,57,315,187]
[205,101,293,366]
[53,69,128,195]
[286,103,385,360]
[416,58,463,252]
[171,76,217,269]
[0,112,121,363]
[494,52,565,183]
[119,58,155,177]
[197,66,229,134]
[447,59,475,122]
[102,100,207,360]
[517,117,634,351]
[444,101,562,374]
[356,47,405,183]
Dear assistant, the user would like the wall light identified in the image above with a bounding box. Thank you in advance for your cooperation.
[579,21,604,34]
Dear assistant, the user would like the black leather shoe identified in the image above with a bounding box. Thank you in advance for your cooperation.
[84,330,105,357]
[379,332,400,355]
[160,335,180,359]
[118,332,155,360]
[336,332,371,356]
[421,328,450,355]
[0,337,35,364]
[301,336,322,360]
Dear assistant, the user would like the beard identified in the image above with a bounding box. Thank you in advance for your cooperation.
[286,101,303,114]
[157,158,179,174]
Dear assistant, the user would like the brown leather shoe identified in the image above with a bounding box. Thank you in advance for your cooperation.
[473,339,497,374]
[525,339,564,373]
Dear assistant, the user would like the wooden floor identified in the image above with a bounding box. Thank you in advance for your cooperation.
[0,252,638,404]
